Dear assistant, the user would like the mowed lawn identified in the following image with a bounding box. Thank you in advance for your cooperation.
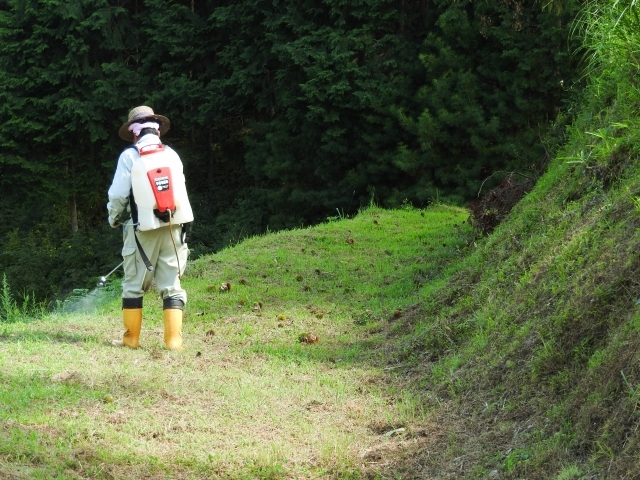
[0,205,472,479]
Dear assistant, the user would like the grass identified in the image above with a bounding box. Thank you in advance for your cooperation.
[8,6,640,472]
[5,120,640,478]
[0,204,473,479]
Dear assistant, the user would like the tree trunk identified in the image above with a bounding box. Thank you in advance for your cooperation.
[70,194,78,233]
[67,158,78,233]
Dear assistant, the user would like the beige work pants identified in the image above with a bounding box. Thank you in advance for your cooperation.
[121,222,188,304]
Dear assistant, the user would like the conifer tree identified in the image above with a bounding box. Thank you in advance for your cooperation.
[0,0,140,231]
[0,0,141,297]
[393,0,581,203]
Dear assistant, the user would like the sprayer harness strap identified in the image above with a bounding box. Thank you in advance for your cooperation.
[134,232,154,272]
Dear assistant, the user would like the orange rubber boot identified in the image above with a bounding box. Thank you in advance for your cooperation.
[113,308,142,348]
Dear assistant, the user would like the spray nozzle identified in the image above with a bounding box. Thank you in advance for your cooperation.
[96,262,124,288]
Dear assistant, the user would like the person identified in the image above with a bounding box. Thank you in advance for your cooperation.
[107,106,193,350]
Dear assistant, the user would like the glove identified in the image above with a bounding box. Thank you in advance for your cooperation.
[109,216,122,228]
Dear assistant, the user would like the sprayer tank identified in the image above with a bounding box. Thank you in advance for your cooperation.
[131,145,194,231]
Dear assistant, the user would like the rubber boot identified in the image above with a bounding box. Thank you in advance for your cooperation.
[111,308,142,348]
[112,298,143,348]
[163,309,183,350]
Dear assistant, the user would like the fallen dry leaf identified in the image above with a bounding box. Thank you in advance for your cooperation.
[299,333,320,344]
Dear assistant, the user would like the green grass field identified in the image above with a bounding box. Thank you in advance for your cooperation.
[0,205,472,479]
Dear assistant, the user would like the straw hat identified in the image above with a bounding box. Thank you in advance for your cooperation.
[118,105,170,141]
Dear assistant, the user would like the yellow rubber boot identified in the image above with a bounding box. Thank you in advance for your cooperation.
[119,308,142,348]
[163,309,183,350]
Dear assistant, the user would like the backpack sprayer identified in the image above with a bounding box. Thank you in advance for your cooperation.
[130,143,194,278]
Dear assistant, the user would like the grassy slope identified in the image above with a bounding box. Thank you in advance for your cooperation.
[382,108,640,477]
[0,205,474,479]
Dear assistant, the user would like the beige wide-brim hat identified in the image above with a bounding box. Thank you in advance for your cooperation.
[118,105,170,141]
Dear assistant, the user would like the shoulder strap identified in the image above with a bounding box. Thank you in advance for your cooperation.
[126,144,140,225]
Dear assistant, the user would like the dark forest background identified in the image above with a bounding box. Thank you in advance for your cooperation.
[0,0,582,302]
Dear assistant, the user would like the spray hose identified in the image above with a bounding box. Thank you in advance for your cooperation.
[168,210,182,280]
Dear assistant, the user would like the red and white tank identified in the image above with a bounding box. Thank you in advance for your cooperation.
[130,143,194,231]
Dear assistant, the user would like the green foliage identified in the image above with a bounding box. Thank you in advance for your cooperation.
[0,220,121,302]
[0,273,42,323]
[0,273,19,323]
[0,0,141,301]
[576,0,640,82]
[388,2,640,470]
[396,0,583,203]
[0,0,138,205]
[208,0,424,222]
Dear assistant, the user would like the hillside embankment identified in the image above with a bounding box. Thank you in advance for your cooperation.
[374,100,640,477]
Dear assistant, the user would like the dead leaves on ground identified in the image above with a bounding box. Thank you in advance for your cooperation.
[298,333,320,344]
[306,304,327,319]
[206,282,232,293]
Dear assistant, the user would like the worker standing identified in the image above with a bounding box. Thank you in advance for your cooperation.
[107,106,193,350]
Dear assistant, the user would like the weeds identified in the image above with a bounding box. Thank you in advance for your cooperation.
[0,273,41,323]
[621,370,640,409]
